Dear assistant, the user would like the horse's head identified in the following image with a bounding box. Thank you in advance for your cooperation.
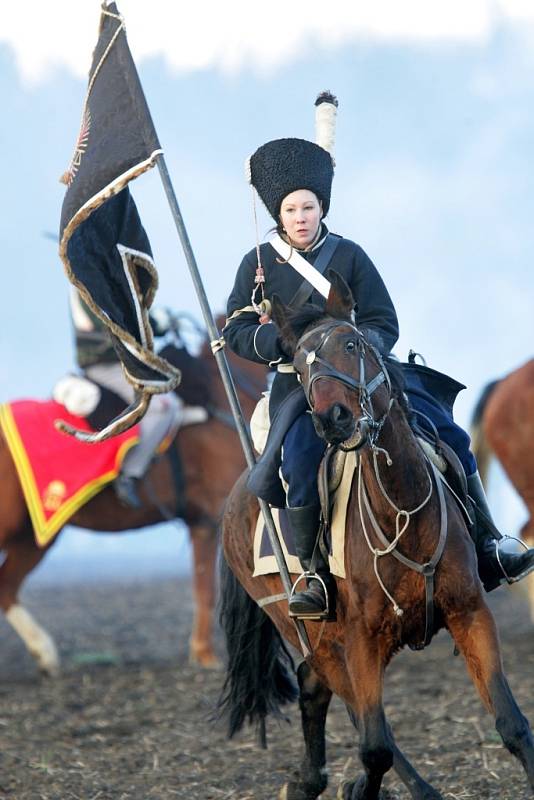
[272,270,393,451]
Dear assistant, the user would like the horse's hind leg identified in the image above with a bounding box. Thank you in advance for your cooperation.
[0,532,59,676]
[448,601,534,792]
[189,521,220,668]
[280,661,332,800]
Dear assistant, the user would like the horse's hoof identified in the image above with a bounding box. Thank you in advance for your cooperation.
[188,649,222,670]
[39,661,60,678]
[280,780,323,799]
[337,781,352,800]
[337,780,400,800]
[35,645,60,677]
[38,657,60,677]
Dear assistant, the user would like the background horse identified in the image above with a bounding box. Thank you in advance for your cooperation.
[219,275,534,800]
[469,378,500,488]
[0,317,266,674]
[471,359,534,620]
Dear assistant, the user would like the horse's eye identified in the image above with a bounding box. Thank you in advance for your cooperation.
[345,340,356,353]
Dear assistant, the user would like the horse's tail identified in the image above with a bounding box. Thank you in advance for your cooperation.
[218,552,297,746]
[469,379,500,488]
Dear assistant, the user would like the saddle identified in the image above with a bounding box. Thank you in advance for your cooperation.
[417,435,472,526]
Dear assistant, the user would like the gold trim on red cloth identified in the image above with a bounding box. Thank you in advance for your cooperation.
[0,402,139,547]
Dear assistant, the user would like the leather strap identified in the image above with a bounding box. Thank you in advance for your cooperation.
[361,459,448,649]
[269,234,341,300]
[286,234,341,309]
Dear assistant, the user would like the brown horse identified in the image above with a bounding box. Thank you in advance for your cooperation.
[469,377,501,488]
[0,321,266,675]
[470,360,534,537]
[219,274,534,800]
[482,360,534,613]
[470,360,534,618]
[483,358,534,542]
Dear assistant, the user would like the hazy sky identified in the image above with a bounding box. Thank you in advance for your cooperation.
[1,1,532,569]
[4,1,534,84]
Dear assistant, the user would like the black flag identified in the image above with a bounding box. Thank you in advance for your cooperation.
[58,1,180,441]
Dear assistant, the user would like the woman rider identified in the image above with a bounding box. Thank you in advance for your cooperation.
[224,92,534,617]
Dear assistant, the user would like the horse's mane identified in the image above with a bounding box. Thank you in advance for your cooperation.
[283,303,410,414]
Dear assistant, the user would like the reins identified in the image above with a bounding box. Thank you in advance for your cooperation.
[295,318,448,648]
[358,454,448,648]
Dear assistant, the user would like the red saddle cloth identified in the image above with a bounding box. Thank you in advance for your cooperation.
[0,400,139,547]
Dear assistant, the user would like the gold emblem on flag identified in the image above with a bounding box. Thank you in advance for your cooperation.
[42,480,67,512]
[60,107,92,187]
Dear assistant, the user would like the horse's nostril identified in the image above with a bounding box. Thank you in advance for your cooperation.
[331,404,351,425]
[313,406,353,440]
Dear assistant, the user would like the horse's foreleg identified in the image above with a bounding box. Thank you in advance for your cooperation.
[280,661,332,800]
[189,521,220,669]
[0,537,59,676]
[389,739,443,800]
[341,635,393,800]
[345,705,443,800]
[526,573,534,625]
[521,528,534,624]
[448,601,534,792]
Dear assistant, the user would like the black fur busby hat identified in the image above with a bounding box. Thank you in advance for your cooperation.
[246,91,338,221]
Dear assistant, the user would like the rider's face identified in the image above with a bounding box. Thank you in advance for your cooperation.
[279,190,323,249]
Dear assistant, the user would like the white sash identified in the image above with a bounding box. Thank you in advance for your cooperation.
[269,235,331,299]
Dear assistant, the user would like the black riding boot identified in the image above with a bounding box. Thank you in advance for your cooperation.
[467,471,534,592]
[287,504,331,617]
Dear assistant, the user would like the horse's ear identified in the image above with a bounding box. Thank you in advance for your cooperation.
[271,294,298,355]
[325,269,354,321]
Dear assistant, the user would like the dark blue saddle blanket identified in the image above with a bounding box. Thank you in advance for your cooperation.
[402,362,466,418]
[403,363,475,476]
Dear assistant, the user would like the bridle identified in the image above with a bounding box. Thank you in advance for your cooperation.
[295,319,392,450]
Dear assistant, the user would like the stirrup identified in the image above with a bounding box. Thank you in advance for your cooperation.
[496,535,532,585]
[288,571,330,620]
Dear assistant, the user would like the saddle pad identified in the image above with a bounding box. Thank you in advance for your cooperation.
[0,400,139,547]
[252,450,358,580]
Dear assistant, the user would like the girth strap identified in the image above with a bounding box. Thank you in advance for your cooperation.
[361,459,448,648]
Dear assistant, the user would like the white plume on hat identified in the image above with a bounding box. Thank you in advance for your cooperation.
[315,90,338,156]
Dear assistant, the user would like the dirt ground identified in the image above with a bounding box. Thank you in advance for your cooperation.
[0,575,533,800]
